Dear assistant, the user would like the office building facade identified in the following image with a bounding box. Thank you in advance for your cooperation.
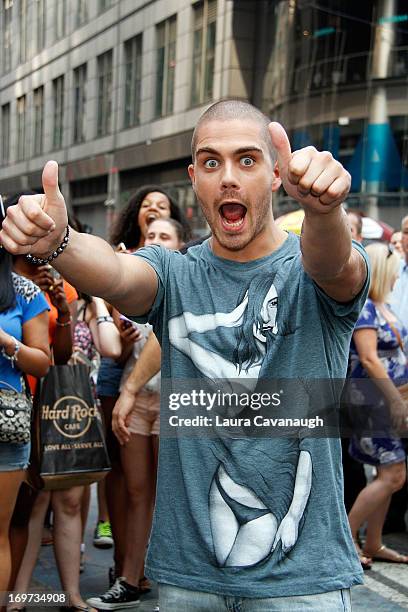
[0,0,407,236]
[0,0,260,236]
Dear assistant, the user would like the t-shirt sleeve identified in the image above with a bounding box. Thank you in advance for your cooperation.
[63,280,79,303]
[353,299,378,331]
[21,289,50,324]
[130,245,171,336]
[312,241,370,328]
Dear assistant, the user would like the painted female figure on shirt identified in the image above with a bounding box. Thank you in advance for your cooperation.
[168,271,312,568]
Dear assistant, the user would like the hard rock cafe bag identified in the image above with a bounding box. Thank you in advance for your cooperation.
[30,364,110,490]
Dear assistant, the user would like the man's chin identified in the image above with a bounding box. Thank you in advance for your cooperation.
[215,232,253,252]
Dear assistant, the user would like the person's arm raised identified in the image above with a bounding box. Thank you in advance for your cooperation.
[0,161,158,315]
[269,123,367,303]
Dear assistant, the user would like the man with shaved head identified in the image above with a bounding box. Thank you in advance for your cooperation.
[1,100,368,610]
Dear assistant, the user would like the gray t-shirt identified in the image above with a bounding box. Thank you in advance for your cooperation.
[133,232,369,598]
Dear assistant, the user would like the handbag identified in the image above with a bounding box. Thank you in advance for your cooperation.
[0,380,32,444]
[30,364,110,490]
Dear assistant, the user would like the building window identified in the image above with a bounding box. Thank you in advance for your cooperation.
[73,63,87,143]
[19,0,27,63]
[124,35,142,128]
[97,50,113,137]
[55,0,66,40]
[53,76,64,149]
[36,0,46,52]
[1,103,10,164]
[3,0,13,74]
[33,86,44,156]
[99,0,112,13]
[155,15,177,118]
[16,95,26,161]
[191,0,217,106]
[77,0,87,27]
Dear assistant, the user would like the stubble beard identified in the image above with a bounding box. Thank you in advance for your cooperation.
[199,194,272,252]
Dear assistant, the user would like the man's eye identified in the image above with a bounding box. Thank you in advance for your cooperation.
[240,157,254,167]
[204,159,219,168]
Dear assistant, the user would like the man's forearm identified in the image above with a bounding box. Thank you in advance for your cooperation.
[301,206,351,280]
[51,229,157,315]
[51,229,123,298]
[300,205,367,302]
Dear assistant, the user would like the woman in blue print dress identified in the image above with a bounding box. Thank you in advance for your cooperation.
[348,243,408,567]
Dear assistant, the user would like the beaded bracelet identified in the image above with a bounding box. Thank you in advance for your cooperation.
[26,225,70,265]
[96,315,114,325]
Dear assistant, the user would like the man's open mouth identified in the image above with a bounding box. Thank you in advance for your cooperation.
[219,203,247,231]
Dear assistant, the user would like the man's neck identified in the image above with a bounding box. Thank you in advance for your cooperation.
[211,223,288,263]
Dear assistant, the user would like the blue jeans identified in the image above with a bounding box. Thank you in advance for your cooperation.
[159,584,352,611]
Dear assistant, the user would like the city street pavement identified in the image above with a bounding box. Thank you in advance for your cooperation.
[27,485,408,611]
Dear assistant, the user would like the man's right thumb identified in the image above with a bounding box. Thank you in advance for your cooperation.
[42,161,61,204]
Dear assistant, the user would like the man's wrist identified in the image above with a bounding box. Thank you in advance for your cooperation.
[302,204,346,233]
[303,202,344,220]
[27,226,70,265]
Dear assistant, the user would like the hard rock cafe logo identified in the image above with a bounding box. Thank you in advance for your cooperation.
[41,396,98,439]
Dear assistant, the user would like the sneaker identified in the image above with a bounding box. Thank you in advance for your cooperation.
[93,520,113,548]
[87,578,141,610]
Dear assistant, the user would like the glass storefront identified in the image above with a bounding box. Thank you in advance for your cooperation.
[263,0,408,226]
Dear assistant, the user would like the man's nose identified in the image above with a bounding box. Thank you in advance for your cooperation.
[220,161,240,190]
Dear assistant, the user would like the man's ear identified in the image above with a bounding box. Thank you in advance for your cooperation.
[271,160,282,192]
[188,163,195,187]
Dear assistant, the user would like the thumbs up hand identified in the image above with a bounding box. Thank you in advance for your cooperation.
[269,122,351,214]
[0,161,68,256]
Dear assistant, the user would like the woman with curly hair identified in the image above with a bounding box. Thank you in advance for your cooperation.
[110,185,191,250]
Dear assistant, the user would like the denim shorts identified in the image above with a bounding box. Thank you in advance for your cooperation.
[158,584,352,612]
[0,441,30,471]
[96,358,124,398]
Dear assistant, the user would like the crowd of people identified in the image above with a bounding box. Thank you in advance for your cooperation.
[0,99,407,612]
[0,185,189,612]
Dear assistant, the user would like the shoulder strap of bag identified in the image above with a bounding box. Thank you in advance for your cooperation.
[388,320,404,352]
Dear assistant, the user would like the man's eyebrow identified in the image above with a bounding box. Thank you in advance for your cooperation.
[195,146,264,157]
[195,146,219,157]
[234,146,264,156]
